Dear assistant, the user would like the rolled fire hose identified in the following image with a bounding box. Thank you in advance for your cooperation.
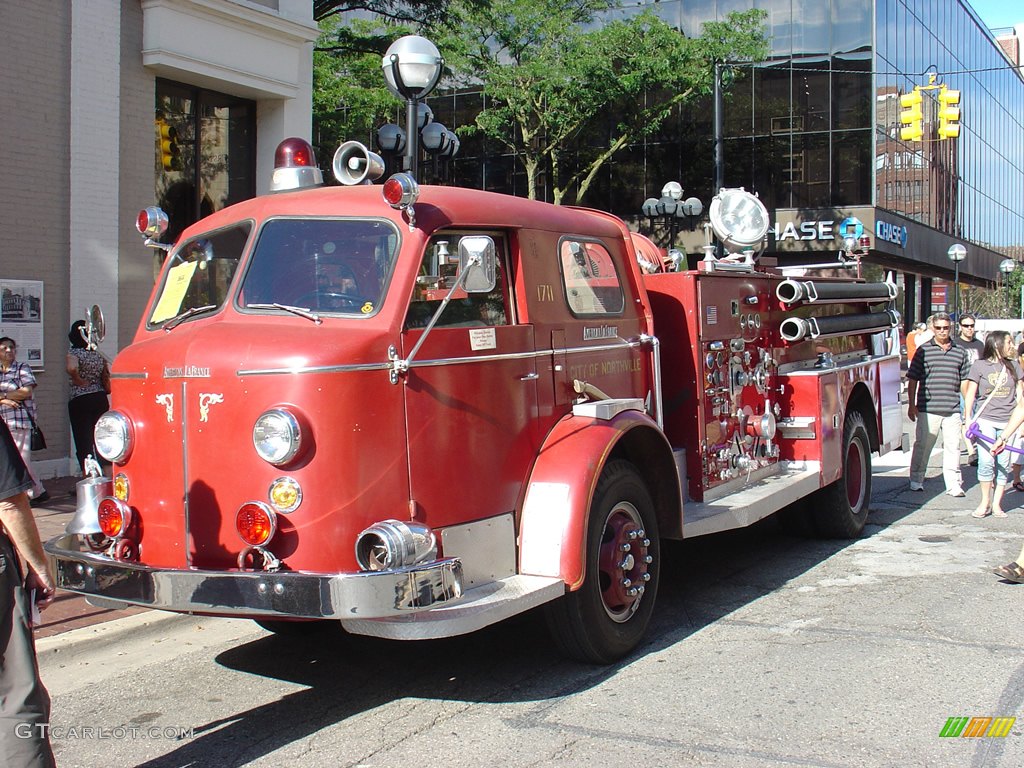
[779,309,899,342]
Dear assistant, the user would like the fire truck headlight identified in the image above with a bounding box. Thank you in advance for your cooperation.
[95,411,134,463]
[253,409,302,466]
[355,520,438,571]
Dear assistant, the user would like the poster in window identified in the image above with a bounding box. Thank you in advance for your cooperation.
[0,279,44,368]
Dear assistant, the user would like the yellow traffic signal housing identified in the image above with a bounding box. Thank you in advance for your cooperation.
[899,89,923,141]
[938,87,961,139]
[156,120,181,171]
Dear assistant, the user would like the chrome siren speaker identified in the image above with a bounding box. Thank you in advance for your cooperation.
[332,141,385,186]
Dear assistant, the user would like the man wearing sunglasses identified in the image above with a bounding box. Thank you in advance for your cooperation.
[907,312,971,495]
[954,313,984,363]
[955,314,985,466]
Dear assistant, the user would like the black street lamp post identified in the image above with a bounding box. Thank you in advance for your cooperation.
[381,35,444,180]
[641,182,703,250]
[947,243,966,319]
[1000,258,1016,316]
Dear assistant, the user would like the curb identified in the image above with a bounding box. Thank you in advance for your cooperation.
[36,609,209,658]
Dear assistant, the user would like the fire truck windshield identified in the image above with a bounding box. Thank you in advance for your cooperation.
[148,223,251,327]
[239,218,399,317]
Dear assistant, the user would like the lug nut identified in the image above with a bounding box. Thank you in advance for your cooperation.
[644,555,653,564]
[620,554,635,570]
[621,578,632,588]
[642,572,651,582]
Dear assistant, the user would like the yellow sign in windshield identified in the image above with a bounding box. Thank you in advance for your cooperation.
[150,261,199,324]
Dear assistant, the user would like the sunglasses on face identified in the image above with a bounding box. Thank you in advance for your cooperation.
[961,323,975,328]
[933,325,951,330]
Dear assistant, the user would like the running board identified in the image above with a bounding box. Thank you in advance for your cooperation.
[340,574,564,640]
[683,465,823,538]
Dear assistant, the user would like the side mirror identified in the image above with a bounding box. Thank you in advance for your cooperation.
[85,304,105,349]
[458,236,497,293]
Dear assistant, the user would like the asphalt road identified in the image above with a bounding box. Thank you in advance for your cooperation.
[32,445,1024,767]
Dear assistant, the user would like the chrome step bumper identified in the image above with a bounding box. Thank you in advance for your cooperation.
[44,533,463,620]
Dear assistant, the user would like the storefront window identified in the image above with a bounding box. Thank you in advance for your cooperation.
[155,79,256,245]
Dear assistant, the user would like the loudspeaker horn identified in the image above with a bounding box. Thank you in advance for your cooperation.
[332,141,385,186]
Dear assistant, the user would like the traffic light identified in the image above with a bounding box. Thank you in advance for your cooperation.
[938,86,961,139]
[899,89,923,141]
[156,119,180,171]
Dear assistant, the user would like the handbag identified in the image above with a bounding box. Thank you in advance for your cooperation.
[26,408,46,451]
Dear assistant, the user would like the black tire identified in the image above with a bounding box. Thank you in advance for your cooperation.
[809,410,872,538]
[254,619,344,637]
[544,460,660,664]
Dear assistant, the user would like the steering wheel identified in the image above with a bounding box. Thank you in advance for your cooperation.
[293,291,369,311]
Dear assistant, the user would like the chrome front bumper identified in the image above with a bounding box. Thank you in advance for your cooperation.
[44,534,463,619]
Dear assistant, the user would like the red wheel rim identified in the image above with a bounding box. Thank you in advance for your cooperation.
[597,502,652,623]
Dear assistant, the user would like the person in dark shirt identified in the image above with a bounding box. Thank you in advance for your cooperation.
[954,313,985,466]
[907,312,971,495]
[0,421,55,767]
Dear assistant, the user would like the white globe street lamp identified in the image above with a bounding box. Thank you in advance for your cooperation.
[1000,258,1016,316]
[947,243,966,319]
[381,35,444,179]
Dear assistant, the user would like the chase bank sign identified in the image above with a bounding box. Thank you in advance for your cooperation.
[876,219,908,249]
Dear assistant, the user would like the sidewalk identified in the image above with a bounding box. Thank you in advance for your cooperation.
[31,475,146,639]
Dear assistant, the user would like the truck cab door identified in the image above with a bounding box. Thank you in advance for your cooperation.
[401,233,538,530]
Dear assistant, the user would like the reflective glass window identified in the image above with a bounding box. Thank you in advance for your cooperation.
[240,218,399,317]
[149,223,251,327]
[559,238,625,316]
[832,130,870,206]
[831,0,870,55]
[792,59,830,133]
[753,63,792,137]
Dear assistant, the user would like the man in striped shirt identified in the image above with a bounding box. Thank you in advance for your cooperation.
[907,312,971,495]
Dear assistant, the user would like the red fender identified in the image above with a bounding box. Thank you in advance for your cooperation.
[518,408,676,590]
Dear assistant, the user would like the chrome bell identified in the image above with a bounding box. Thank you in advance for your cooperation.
[66,475,113,535]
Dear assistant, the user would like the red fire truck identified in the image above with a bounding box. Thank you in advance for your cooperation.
[46,137,904,664]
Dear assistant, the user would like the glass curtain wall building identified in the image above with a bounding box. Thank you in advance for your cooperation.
[430,0,1024,321]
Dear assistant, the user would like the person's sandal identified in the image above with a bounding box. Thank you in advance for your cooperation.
[1013,481,1024,492]
[993,562,1024,583]
[972,508,992,518]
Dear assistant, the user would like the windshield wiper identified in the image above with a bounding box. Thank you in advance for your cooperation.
[162,304,217,332]
[246,303,322,325]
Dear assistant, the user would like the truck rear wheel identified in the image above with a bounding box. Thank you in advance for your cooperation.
[810,411,871,538]
[544,460,660,664]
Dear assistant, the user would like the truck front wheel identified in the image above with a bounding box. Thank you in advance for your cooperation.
[544,460,660,664]
[812,410,872,538]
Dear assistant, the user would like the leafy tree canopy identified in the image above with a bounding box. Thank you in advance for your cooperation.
[433,0,768,203]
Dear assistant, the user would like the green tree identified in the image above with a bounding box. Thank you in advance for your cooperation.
[434,0,768,204]
[313,16,407,165]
